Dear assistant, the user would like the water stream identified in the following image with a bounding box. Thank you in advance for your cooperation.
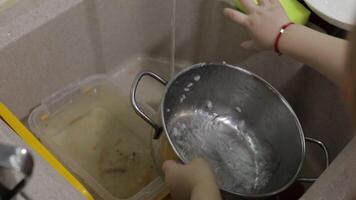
[170,0,176,77]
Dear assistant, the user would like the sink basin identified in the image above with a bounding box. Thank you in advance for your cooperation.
[147,0,354,195]
[135,54,354,200]
[172,1,354,189]
[0,0,353,199]
[240,52,354,188]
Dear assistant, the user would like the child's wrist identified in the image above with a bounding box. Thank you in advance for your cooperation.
[278,24,305,55]
[274,22,295,55]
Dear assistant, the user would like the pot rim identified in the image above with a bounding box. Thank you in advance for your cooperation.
[160,63,306,198]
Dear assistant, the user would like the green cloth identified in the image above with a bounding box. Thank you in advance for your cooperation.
[234,0,311,25]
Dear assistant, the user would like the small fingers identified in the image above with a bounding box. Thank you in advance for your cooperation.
[224,8,248,26]
[240,0,258,13]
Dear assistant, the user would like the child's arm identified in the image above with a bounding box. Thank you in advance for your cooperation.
[162,159,222,200]
[223,0,348,85]
[278,24,348,84]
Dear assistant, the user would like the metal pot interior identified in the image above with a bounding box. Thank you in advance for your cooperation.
[161,64,305,197]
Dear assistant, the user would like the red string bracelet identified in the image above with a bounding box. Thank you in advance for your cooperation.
[274,22,294,56]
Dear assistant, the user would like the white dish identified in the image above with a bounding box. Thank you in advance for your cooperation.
[304,0,356,30]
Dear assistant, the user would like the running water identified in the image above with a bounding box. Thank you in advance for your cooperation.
[170,0,176,77]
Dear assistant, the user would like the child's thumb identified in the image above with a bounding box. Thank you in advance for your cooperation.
[162,160,181,174]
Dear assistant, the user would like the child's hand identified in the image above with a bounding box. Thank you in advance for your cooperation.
[223,0,290,50]
[162,158,221,200]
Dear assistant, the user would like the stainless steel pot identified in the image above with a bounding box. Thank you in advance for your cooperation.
[130,63,329,198]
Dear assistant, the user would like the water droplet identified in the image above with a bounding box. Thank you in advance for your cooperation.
[180,94,186,103]
[206,100,213,110]
[235,106,242,113]
[20,149,27,154]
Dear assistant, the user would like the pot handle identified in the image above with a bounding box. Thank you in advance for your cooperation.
[297,137,330,183]
[130,71,167,139]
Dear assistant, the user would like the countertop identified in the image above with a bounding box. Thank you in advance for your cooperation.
[0,118,85,200]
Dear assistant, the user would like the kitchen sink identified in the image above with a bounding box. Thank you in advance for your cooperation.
[0,0,353,199]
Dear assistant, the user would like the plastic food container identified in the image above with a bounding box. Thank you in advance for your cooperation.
[28,75,166,200]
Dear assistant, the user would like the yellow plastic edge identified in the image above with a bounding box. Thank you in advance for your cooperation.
[234,0,311,25]
[0,103,94,200]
